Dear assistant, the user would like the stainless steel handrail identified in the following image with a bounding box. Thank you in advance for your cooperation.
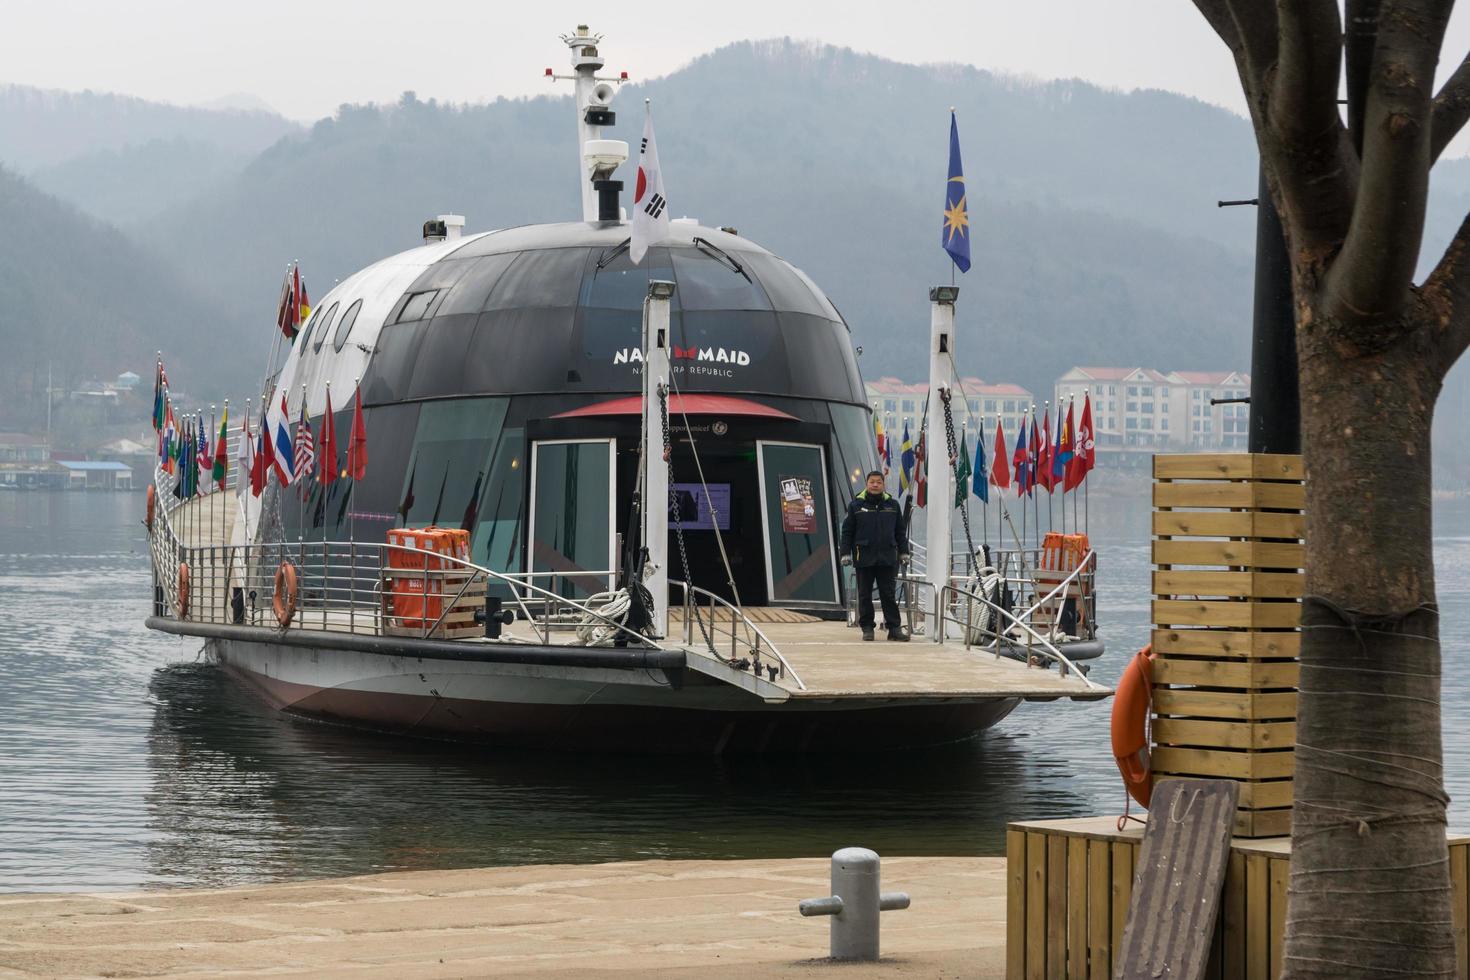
[149,470,662,650]
[937,583,1105,690]
[668,579,804,690]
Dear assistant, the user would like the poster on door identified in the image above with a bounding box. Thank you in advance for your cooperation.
[779,475,817,534]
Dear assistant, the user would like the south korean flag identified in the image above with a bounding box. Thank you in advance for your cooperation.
[630,102,669,265]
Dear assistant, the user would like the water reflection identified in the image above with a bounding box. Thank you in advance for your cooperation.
[143,661,1095,887]
[1,490,1466,891]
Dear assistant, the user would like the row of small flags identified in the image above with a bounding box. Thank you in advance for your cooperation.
[277,263,311,341]
[151,357,367,501]
[874,394,1097,508]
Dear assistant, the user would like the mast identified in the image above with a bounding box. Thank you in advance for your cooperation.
[925,286,959,642]
[641,280,675,639]
[552,27,628,222]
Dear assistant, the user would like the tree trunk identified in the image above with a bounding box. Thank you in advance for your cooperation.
[1284,304,1453,978]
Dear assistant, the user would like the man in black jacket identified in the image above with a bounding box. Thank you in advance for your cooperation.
[839,470,910,642]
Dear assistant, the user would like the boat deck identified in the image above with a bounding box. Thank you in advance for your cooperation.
[752,619,1108,702]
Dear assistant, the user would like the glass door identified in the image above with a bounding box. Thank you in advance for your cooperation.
[755,441,840,605]
[527,439,616,599]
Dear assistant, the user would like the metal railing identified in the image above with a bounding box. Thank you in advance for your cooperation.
[669,579,802,690]
[148,469,660,650]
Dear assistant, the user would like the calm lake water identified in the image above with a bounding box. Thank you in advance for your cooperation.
[1,488,1467,891]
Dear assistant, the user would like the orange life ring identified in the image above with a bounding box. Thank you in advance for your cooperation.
[273,562,300,628]
[177,561,190,619]
[1111,644,1156,809]
[145,485,156,530]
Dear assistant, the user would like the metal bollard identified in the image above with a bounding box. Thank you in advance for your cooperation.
[798,847,910,961]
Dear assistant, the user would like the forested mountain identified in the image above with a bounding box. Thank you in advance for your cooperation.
[133,41,1263,399]
[0,167,252,430]
[0,40,1463,479]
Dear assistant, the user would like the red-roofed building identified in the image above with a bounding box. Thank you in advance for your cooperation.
[1055,367,1250,450]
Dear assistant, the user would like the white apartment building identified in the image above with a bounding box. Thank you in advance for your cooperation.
[864,376,1035,450]
[1053,367,1250,451]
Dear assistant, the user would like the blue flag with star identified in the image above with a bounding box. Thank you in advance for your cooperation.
[942,111,971,273]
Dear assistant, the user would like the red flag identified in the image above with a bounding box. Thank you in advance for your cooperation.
[347,389,368,480]
[1026,413,1041,496]
[1012,419,1027,497]
[1067,394,1095,491]
[255,406,274,495]
[276,269,297,340]
[320,388,338,489]
[1037,409,1055,493]
[990,419,1010,489]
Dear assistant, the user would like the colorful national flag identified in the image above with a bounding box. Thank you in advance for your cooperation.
[213,407,229,489]
[1012,420,1027,497]
[1037,409,1055,493]
[270,395,295,486]
[253,406,271,497]
[294,404,315,488]
[197,416,211,483]
[1026,413,1041,496]
[1066,394,1096,491]
[297,269,310,323]
[277,267,299,341]
[236,413,252,498]
[991,418,1010,490]
[941,110,971,274]
[347,388,368,480]
[899,421,914,493]
[874,414,887,471]
[630,105,670,265]
[973,430,988,503]
[152,362,167,432]
[1054,400,1075,482]
[914,431,927,508]
[953,427,971,509]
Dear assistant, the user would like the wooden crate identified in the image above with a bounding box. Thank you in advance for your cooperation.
[1152,453,1302,838]
[1005,816,1470,979]
[383,570,487,639]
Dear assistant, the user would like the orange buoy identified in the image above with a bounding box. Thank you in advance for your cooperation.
[177,562,190,619]
[1111,644,1156,809]
[273,562,300,628]
[145,485,156,530]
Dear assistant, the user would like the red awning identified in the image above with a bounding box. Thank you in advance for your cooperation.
[551,394,796,420]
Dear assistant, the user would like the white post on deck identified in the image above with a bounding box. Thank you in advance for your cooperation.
[925,286,959,642]
[641,280,676,640]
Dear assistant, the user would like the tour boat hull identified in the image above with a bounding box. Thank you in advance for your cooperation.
[205,634,1022,754]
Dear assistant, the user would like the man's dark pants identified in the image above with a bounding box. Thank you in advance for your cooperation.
[855,563,901,632]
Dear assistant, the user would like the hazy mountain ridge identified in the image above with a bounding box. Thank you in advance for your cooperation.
[0,166,253,430]
[0,83,299,171]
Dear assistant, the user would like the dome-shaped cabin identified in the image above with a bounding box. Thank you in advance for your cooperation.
[266,219,877,611]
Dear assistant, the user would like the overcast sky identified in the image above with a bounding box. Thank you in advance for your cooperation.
[8,0,1470,123]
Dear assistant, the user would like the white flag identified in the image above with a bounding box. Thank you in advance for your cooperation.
[630,104,669,265]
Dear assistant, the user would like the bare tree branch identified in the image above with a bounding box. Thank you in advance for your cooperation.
[1345,0,1382,155]
[1324,0,1452,332]
[1430,49,1470,163]
[1269,0,1354,248]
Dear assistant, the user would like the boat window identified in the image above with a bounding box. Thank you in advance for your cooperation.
[743,253,840,320]
[438,252,519,315]
[485,248,589,310]
[578,246,674,310]
[396,398,509,529]
[671,248,771,311]
[312,302,339,353]
[829,403,880,498]
[332,299,363,352]
[469,426,524,581]
[396,290,439,323]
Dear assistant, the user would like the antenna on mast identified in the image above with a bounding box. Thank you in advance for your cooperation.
[545,26,631,222]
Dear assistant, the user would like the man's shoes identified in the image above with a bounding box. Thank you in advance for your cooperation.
[886,628,909,642]
[861,629,875,641]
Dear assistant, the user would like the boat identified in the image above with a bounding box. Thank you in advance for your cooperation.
[143,28,1108,753]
